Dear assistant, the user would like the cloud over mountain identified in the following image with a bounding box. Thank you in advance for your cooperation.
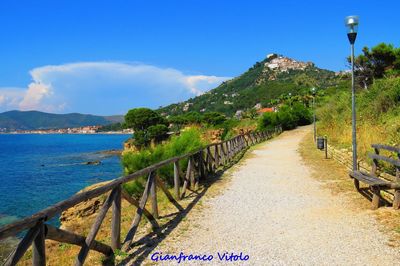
[0,62,231,115]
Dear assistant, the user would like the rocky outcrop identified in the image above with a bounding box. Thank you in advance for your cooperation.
[122,138,139,155]
[205,129,224,143]
[60,181,110,228]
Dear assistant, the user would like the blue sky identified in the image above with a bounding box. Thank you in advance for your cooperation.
[0,0,399,115]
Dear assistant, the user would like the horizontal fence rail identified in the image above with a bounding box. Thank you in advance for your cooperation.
[0,126,282,265]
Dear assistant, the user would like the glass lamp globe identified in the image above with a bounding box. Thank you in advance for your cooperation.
[345,15,359,44]
[345,15,359,33]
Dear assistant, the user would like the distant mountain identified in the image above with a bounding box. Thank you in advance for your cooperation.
[158,54,342,116]
[0,110,124,131]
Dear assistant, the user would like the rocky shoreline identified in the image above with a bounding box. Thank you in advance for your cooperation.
[96,149,122,156]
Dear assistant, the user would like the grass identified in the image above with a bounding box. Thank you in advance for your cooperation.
[316,77,400,160]
[299,131,400,247]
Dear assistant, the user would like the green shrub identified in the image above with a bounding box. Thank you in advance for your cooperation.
[258,104,312,131]
[258,112,279,130]
[122,128,206,198]
[291,103,313,126]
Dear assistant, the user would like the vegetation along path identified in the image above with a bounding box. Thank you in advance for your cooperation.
[142,126,400,265]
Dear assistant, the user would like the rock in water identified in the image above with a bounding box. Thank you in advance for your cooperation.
[83,160,101,165]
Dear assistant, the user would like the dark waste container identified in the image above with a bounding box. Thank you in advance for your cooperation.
[317,137,325,150]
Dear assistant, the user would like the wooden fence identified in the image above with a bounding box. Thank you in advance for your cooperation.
[0,126,282,265]
[327,144,397,183]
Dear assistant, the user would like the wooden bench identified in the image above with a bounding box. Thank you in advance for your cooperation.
[349,144,400,209]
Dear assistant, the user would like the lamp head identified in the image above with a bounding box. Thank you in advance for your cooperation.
[345,15,359,44]
[345,16,359,33]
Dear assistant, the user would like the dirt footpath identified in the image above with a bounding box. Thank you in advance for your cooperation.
[141,126,400,265]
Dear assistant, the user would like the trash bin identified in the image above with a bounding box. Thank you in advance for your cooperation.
[317,137,325,150]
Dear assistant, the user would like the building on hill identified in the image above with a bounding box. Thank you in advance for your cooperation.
[235,110,244,119]
[254,103,262,110]
[265,55,313,73]
[257,107,276,114]
[182,102,192,112]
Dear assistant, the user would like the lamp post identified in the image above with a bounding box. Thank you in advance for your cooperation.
[345,15,359,171]
[311,87,316,142]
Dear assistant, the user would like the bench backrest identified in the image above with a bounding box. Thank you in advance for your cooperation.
[369,144,400,182]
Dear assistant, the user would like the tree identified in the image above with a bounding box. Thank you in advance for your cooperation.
[183,112,203,124]
[147,124,169,142]
[202,112,226,126]
[351,43,400,89]
[125,108,167,131]
[125,108,168,148]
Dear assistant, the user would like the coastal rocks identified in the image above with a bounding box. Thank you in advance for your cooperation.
[60,181,110,227]
[122,138,139,155]
[96,149,122,156]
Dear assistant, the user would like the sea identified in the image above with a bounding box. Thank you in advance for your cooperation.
[0,134,131,228]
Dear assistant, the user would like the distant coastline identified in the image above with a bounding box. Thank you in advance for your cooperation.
[0,126,133,135]
[0,131,132,135]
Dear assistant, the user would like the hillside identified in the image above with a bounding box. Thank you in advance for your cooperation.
[158,54,342,116]
[0,110,124,131]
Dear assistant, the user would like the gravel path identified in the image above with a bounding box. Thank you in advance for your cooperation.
[145,127,400,265]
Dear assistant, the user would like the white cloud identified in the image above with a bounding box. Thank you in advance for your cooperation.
[19,82,53,111]
[185,75,229,95]
[0,62,231,114]
[0,88,25,110]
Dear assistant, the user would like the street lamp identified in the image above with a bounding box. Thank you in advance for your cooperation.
[311,87,316,142]
[345,15,359,171]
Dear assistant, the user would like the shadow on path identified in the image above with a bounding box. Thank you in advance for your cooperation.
[116,169,226,266]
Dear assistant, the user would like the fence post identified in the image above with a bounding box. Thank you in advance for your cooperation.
[394,152,400,210]
[207,146,213,173]
[32,220,46,266]
[189,157,196,189]
[219,143,224,165]
[174,161,181,198]
[324,137,328,159]
[214,144,219,168]
[111,185,121,250]
[202,148,208,178]
[149,172,158,219]
[227,141,231,160]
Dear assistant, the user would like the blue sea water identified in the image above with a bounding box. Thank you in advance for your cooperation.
[0,134,130,227]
